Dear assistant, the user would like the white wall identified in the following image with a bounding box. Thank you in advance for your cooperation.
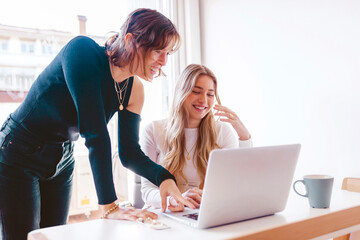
[199,0,360,186]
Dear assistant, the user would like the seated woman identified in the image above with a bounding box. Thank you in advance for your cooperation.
[140,64,252,211]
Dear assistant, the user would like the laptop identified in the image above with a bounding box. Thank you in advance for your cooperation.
[163,144,301,228]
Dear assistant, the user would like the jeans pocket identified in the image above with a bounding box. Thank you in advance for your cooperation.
[2,134,40,155]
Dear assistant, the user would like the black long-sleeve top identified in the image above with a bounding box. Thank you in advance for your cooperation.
[11,36,175,204]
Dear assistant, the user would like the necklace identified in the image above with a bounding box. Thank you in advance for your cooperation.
[185,142,196,160]
[114,79,129,111]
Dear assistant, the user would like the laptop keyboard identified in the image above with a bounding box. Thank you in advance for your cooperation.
[183,213,199,220]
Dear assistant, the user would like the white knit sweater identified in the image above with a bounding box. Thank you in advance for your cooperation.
[140,119,253,209]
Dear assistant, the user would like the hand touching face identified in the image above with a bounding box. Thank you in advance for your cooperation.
[213,104,251,140]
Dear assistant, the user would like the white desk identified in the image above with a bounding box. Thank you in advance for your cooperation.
[28,189,360,240]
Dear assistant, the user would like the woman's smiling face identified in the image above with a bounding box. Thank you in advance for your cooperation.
[136,43,174,81]
[183,74,216,128]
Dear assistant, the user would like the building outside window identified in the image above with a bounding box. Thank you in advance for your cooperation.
[0,39,8,52]
[41,44,53,55]
[20,40,35,53]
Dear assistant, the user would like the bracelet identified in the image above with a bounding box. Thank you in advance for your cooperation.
[101,203,119,219]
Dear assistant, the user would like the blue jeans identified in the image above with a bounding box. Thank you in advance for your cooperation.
[0,117,75,240]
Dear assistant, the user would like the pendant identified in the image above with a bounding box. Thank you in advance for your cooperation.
[187,155,191,160]
[119,104,124,111]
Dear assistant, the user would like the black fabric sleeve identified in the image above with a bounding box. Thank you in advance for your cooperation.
[62,36,116,204]
[118,110,176,186]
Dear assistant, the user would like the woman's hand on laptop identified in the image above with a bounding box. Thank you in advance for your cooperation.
[168,197,184,212]
[168,187,202,212]
[182,188,202,208]
[159,179,196,212]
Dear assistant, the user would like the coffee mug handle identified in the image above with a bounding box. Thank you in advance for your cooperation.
[293,180,308,197]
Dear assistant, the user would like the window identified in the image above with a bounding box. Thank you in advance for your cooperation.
[0,67,35,91]
[20,40,35,53]
[0,0,191,210]
[41,37,60,55]
[0,39,9,52]
[42,44,53,55]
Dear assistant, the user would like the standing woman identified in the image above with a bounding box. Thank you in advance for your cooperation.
[141,64,252,211]
[0,8,193,240]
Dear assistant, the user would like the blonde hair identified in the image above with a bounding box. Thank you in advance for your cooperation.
[105,8,181,79]
[163,64,221,191]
